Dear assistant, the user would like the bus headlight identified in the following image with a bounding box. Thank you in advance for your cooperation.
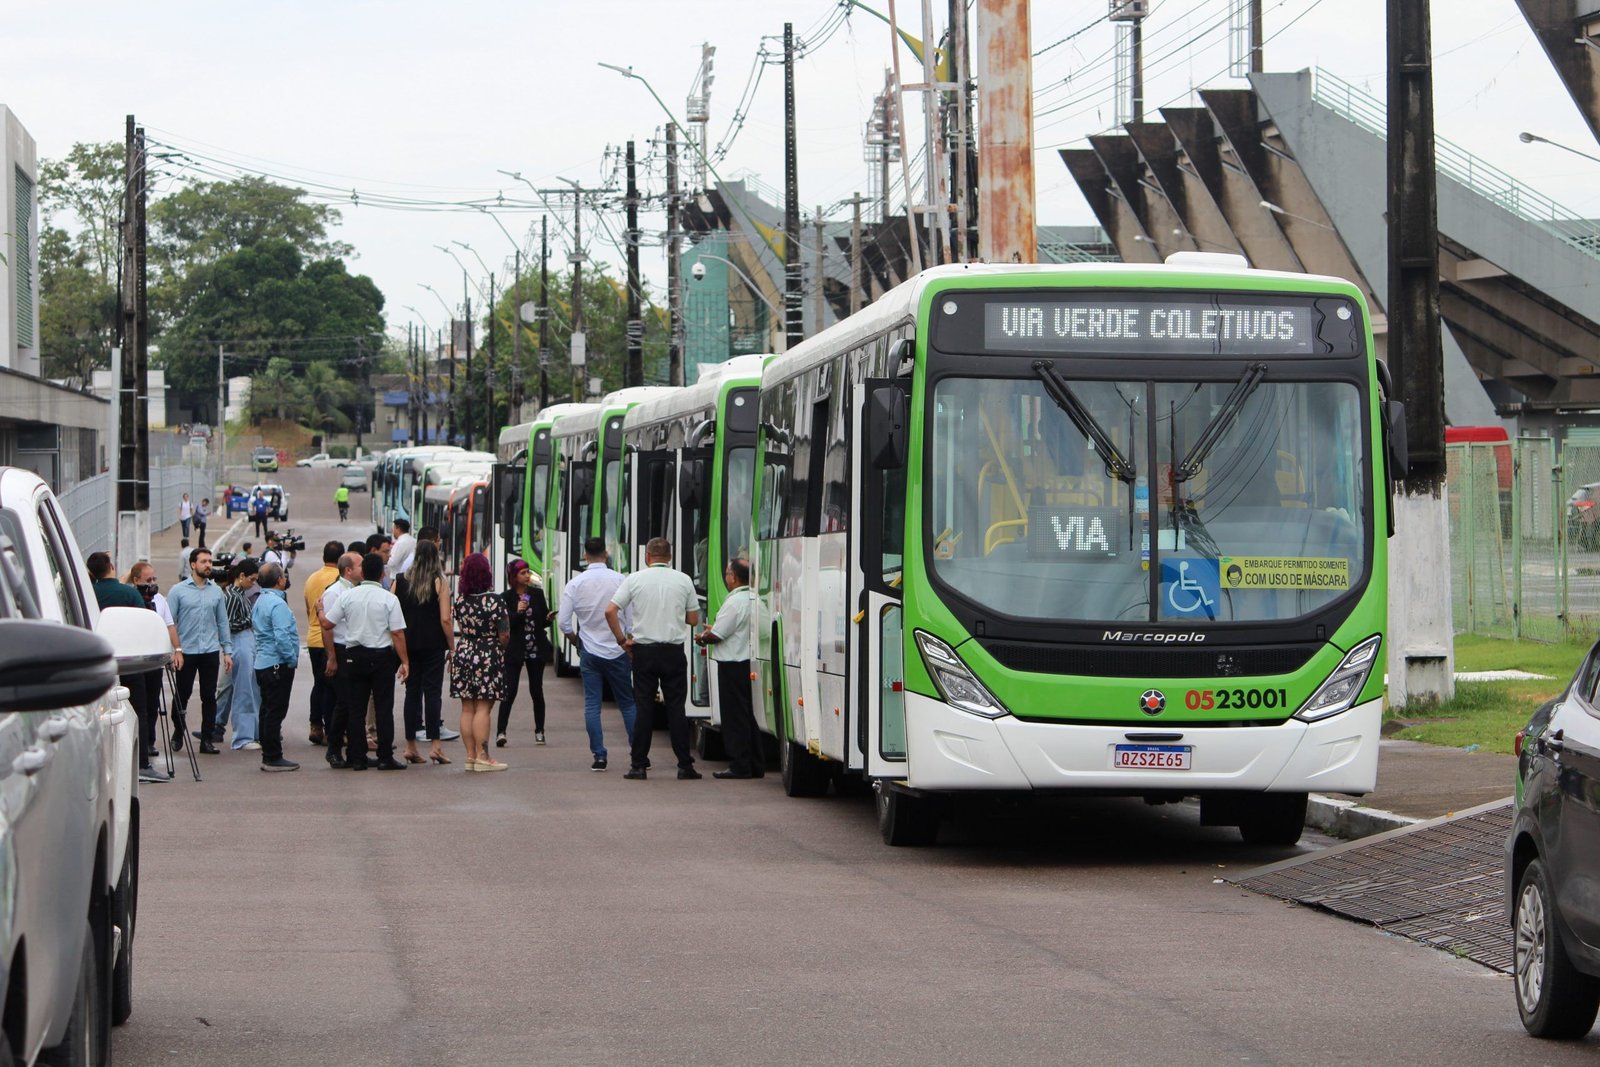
[914,631,1009,719]
[1295,635,1382,722]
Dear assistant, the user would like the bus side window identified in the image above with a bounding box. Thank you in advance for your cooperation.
[821,355,851,533]
[786,377,813,539]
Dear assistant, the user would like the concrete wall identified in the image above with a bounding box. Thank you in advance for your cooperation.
[0,105,40,378]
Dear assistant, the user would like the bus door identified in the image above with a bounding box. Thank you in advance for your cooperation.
[854,377,910,778]
[679,444,715,715]
[492,459,522,584]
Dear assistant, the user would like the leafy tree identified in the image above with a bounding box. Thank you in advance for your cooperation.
[36,141,124,384]
[299,361,356,433]
[245,357,305,422]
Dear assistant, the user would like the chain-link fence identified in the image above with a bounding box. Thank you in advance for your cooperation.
[58,461,217,561]
[1449,438,1600,641]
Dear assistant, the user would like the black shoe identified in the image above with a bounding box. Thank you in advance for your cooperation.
[347,758,369,771]
[623,768,647,780]
[261,758,300,772]
[713,769,753,780]
[199,741,220,755]
[591,758,607,772]
[677,768,702,780]
[326,754,347,769]
[495,733,507,747]
[309,728,326,746]
[374,757,407,771]
[171,730,184,752]
[191,729,208,742]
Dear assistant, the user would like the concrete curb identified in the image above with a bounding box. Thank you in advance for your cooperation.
[212,517,248,552]
[1306,793,1422,840]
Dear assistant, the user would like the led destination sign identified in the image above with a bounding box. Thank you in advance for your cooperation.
[981,298,1318,357]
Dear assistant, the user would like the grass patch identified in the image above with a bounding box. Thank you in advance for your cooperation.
[1385,635,1590,755]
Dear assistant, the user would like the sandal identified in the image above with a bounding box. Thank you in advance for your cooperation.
[430,752,452,765]
[403,752,425,764]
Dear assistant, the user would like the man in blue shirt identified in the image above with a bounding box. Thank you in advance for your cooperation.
[167,547,234,754]
[252,562,300,772]
[558,537,637,772]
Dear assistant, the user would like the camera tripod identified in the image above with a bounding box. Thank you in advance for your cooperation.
[156,666,202,782]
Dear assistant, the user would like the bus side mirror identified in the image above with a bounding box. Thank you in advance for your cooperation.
[868,386,908,470]
[1384,400,1408,479]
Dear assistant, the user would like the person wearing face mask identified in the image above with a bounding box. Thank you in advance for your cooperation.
[167,547,235,754]
[126,561,180,779]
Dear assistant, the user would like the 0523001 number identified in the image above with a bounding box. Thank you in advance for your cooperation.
[1183,687,1288,711]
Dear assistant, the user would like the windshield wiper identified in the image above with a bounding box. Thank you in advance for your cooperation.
[1174,362,1268,483]
[1032,361,1137,484]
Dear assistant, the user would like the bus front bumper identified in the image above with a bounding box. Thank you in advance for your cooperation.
[901,693,1381,795]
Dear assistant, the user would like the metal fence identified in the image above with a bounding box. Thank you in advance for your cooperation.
[58,462,216,561]
[1448,439,1600,641]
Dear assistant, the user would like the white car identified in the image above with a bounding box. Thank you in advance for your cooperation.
[294,453,348,469]
[0,466,171,1061]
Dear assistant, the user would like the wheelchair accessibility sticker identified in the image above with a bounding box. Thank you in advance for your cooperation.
[1160,559,1220,619]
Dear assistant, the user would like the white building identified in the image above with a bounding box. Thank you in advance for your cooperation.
[0,105,107,489]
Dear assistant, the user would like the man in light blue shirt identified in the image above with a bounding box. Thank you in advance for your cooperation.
[167,547,234,754]
[557,537,636,771]
[252,562,300,772]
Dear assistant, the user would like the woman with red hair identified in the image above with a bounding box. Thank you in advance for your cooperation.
[450,552,509,770]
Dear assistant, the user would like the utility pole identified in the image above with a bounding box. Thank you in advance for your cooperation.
[511,249,523,419]
[485,273,496,443]
[666,124,684,386]
[1251,0,1264,73]
[976,0,1037,263]
[1131,18,1145,122]
[951,0,974,260]
[447,323,457,445]
[353,339,368,454]
[539,217,550,407]
[625,140,643,388]
[571,192,586,402]
[463,279,475,451]
[115,115,150,572]
[1386,0,1451,707]
[783,23,803,351]
[850,194,864,314]
[409,324,420,443]
[813,206,826,334]
[216,344,224,459]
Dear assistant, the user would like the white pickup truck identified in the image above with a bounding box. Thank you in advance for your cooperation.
[0,467,170,1064]
[294,453,348,469]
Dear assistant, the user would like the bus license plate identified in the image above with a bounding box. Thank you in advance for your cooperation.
[1113,744,1192,770]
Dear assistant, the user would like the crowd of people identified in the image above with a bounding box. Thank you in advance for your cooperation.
[88,517,766,784]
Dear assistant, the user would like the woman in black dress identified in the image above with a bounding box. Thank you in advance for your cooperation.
[451,552,509,771]
[496,558,552,748]
[395,540,453,765]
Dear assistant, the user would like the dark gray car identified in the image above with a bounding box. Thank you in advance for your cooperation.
[1508,645,1600,1039]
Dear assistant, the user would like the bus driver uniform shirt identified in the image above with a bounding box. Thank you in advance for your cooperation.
[611,563,700,775]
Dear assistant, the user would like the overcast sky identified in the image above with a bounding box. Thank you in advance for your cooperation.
[7,0,1594,341]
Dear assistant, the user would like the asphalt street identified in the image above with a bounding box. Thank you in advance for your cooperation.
[113,467,1598,1064]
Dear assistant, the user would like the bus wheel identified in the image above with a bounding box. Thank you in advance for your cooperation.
[1237,793,1307,847]
[693,721,726,761]
[777,718,829,798]
[876,783,939,846]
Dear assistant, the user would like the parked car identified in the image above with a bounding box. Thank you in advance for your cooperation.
[295,453,348,469]
[251,447,279,473]
[249,483,291,521]
[339,466,368,493]
[0,466,172,1061]
[1508,644,1600,1039]
[1566,483,1600,550]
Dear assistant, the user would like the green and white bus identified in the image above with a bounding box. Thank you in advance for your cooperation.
[496,404,596,587]
[547,386,674,673]
[751,256,1405,846]
[621,355,765,730]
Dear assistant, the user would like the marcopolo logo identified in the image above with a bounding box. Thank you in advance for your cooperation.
[1139,689,1167,716]
[1102,630,1207,644]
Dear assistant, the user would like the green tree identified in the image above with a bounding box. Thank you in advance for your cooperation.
[246,357,306,422]
[299,361,356,433]
[36,141,124,384]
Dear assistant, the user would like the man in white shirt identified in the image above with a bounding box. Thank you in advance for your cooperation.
[263,532,293,586]
[557,537,637,771]
[323,553,410,770]
[606,537,700,781]
[387,518,416,582]
[317,552,362,768]
[697,558,762,779]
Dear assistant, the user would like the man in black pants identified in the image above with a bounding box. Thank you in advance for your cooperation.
[317,552,363,768]
[323,553,410,770]
[697,559,763,779]
[251,562,300,771]
[303,540,344,745]
[167,547,234,754]
[605,538,701,781]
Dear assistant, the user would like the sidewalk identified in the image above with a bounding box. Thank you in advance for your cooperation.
[1308,738,1517,839]
[148,510,248,587]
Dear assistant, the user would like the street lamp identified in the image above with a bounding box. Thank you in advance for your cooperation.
[1259,199,1334,231]
[418,282,454,318]
[689,251,781,314]
[1518,131,1600,166]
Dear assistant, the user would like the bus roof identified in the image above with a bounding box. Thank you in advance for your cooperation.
[552,387,675,439]
[629,355,765,429]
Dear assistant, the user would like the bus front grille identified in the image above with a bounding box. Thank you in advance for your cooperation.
[975,641,1319,680]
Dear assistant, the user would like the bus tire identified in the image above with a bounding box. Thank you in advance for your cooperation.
[876,783,938,846]
[693,721,726,761]
[1237,792,1307,847]
[775,686,828,798]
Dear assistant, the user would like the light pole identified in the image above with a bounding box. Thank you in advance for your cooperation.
[1259,199,1335,231]
[420,283,458,443]
[1518,131,1600,166]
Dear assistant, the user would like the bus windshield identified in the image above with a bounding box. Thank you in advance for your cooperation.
[724,447,755,565]
[927,375,1366,625]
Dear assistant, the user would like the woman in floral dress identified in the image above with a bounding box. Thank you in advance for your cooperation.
[451,553,509,771]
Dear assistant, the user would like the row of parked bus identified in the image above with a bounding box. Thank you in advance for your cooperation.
[368,447,499,576]
[386,258,1401,848]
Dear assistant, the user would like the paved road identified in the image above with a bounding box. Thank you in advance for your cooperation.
[114,469,1598,1064]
